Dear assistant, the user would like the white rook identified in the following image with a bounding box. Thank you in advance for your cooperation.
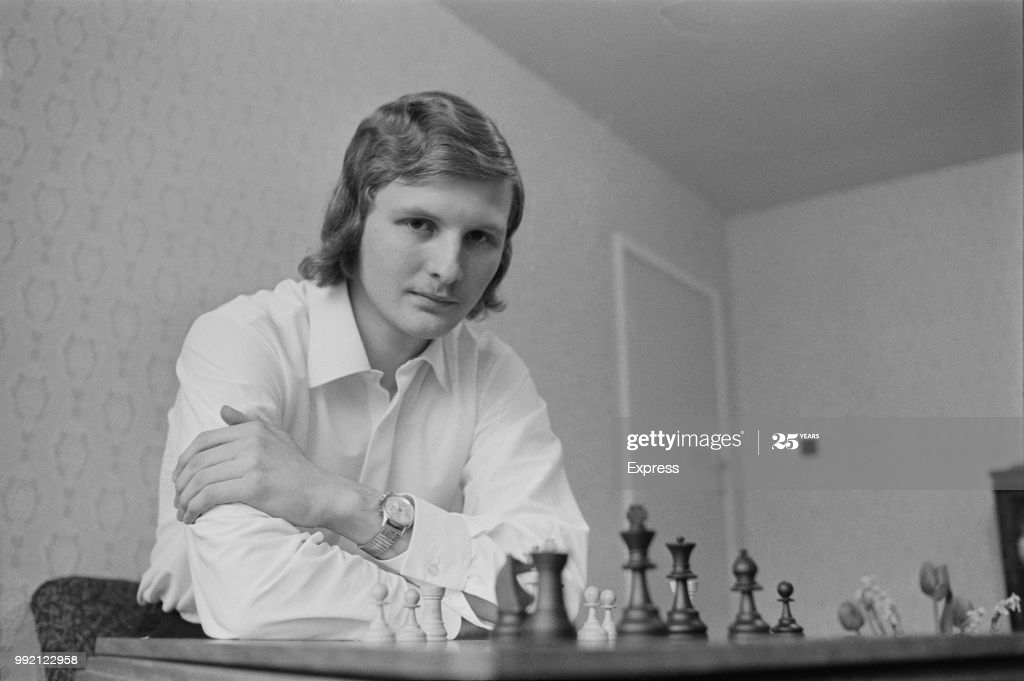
[418,583,447,642]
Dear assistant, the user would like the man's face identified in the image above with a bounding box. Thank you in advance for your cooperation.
[349,176,511,357]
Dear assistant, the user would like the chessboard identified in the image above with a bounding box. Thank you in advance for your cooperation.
[78,504,1024,680]
[82,635,1024,680]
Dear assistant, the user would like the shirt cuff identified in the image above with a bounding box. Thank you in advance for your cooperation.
[399,495,469,581]
[377,495,481,635]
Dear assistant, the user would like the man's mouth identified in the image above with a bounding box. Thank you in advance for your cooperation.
[412,291,459,305]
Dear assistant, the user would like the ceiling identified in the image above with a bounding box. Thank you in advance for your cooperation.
[440,0,1023,216]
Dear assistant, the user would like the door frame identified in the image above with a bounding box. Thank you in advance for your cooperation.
[611,231,742,559]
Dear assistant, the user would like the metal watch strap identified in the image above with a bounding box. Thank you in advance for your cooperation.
[358,493,411,559]
[359,521,404,558]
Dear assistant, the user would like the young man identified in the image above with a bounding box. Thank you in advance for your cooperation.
[137,92,589,639]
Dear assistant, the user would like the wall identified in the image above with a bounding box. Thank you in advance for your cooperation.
[0,0,727,672]
[726,152,1023,635]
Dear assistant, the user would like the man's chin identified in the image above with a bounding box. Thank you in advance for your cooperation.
[403,313,461,341]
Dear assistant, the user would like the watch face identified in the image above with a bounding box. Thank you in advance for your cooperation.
[383,495,414,526]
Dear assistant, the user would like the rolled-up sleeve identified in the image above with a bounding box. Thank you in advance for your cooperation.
[175,313,410,639]
[385,350,589,625]
[166,308,588,638]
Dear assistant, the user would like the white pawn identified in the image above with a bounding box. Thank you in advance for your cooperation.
[395,588,427,644]
[600,588,618,640]
[418,584,448,642]
[577,585,608,644]
[363,583,395,644]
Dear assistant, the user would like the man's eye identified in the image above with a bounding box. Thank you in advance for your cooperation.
[467,231,497,246]
[406,219,432,231]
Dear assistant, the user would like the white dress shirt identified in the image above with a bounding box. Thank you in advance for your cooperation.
[138,278,588,639]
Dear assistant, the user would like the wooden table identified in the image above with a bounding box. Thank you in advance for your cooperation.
[79,634,1024,680]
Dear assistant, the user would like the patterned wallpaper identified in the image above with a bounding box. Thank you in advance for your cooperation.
[1,0,745,671]
[0,1,734,674]
[0,1,335,675]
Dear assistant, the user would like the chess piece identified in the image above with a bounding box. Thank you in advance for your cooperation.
[418,583,448,642]
[665,537,708,639]
[363,582,396,644]
[771,581,805,637]
[600,589,618,641]
[617,505,668,636]
[577,585,609,645]
[395,588,427,644]
[493,555,533,639]
[520,544,577,642]
[726,549,771,642]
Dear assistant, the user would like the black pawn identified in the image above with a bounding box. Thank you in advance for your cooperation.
[618,505,668,636]
[520,547,576,642]
[726,549,771,642]
[771,581,805,637]
[665,537,708,639]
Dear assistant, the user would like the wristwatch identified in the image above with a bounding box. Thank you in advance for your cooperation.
[358,493,415,558]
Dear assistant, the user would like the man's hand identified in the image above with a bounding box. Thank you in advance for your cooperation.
[173,405,335,527]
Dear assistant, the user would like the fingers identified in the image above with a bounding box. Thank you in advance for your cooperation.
[174,424,243,482]
[175,453,247,521]
[173,412,260,483]
[220,404,257,426]
[177,475,248,525]
[171,408,302,525]
[173,440,243,508]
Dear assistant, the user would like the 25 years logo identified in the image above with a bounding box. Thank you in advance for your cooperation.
[772,433,820,450]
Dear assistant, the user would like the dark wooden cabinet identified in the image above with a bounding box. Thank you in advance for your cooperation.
[991,464,1024,633]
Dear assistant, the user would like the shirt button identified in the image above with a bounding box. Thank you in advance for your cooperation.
[427,561,439,576]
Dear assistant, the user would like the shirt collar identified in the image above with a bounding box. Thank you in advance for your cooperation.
[412,329,453,394]
[306,281,454,392]
[307,281,371,388]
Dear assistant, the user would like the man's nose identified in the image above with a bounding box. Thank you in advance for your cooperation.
[427,233,462,285]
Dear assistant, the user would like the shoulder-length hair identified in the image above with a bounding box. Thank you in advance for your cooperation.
[299,91,524,319]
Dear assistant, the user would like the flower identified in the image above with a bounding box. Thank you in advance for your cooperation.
[989,593,1021,633]
[838,600,865,633]
[993,593,1021,617]
[962,606,985,634]
[949,596,975,631]
[919,562,950,601]
[920,562,955,633]
[856,575,903,635]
